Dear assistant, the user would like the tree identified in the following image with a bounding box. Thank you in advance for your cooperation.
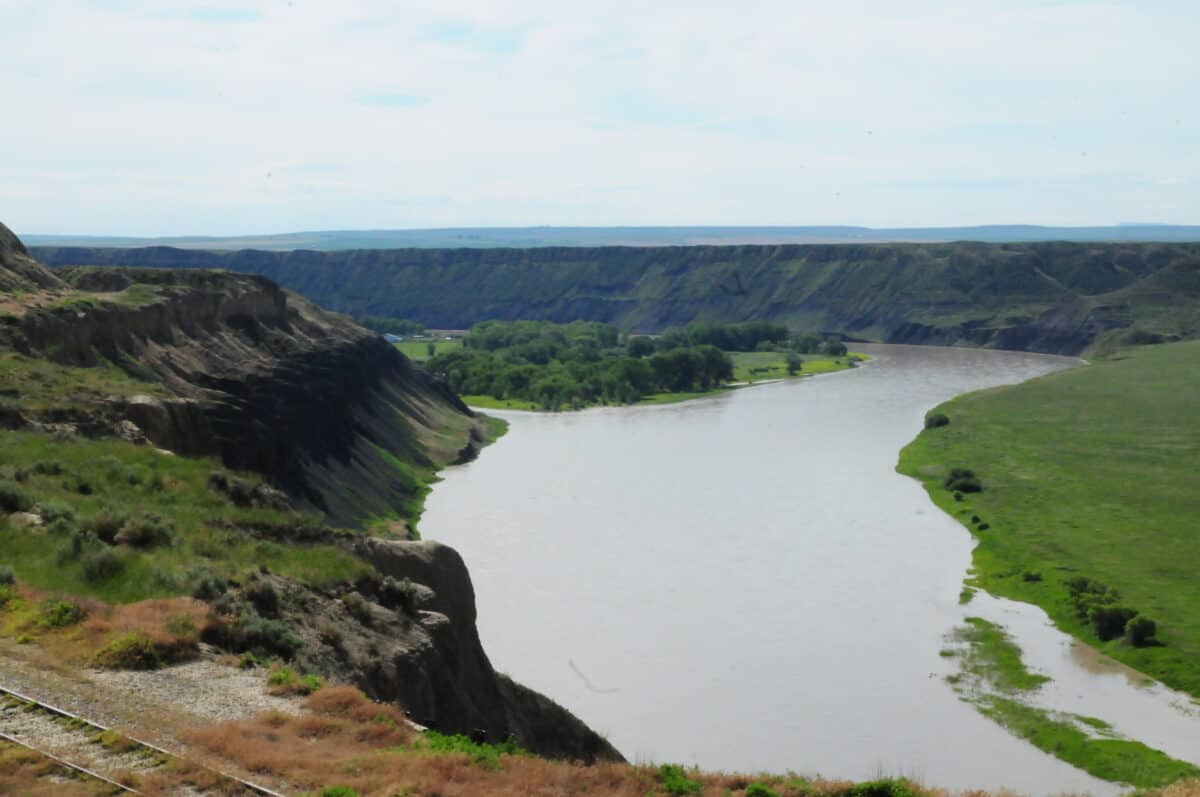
[426,342,436,358]
[1125,615,1157,647]
[627,336,656,358]
[786,353,803,375]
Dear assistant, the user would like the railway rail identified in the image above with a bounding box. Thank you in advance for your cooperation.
[0,682,286,796]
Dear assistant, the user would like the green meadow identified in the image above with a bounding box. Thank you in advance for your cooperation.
[900,340,1200,696]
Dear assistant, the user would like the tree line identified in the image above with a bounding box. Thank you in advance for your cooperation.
[421,320,848,411]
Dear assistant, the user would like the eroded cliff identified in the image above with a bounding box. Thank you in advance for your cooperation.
[0,221,621,762]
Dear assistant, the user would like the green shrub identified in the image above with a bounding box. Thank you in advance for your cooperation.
[848,779,921,797]
[1125,615,1158,647]
[37,499,75,524]
[238,612,302,659]
[81,548,124,582]
[315,788,359,797]
[422,731,527,770]
[84,510,129,544]
[245,580,280,616]
[1089,605,1138,641]
[747,784,782,797]
[32,461,63,476]
[113,513,173,548]
[380,576,416,613]
[39,598,86,628]
[93,632,162,669]
[192,574,228,601]
[0,479,33,512]
[1022,571,1043,582]
[343,592,374,626]
[924,412,950,429]
[0,564,14,585]
[943,468,982,493]
[657,764,703,795]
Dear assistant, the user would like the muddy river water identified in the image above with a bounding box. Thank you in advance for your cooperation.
[422,344,1200,795]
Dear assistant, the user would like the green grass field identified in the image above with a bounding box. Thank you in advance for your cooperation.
[731,351,866,382]
[899,341,1200,696]
[393,338,462,361]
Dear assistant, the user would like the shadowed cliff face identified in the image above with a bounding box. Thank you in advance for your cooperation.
[30,240,1200,355]
[3,262,479,527]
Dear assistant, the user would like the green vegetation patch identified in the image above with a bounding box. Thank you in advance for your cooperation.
[948,617,1050,692]
[0,430,368,604]
[977,696,1199,787]
[899,341,1200,696]
[0,352,170,411]
[418,731,529,770]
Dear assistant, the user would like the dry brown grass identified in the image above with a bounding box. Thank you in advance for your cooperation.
[0,739,113,796]
[174,685,942,797]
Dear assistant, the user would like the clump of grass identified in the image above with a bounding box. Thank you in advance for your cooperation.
[38,597,86,628]
[92,632,164,669]
[266,664,324,696]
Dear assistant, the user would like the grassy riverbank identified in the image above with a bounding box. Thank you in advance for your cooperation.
[899,341,1200,697]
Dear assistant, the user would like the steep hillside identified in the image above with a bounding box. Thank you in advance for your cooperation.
[33,241,1200,355]
[0,221,619,762]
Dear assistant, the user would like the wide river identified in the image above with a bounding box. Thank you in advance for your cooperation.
[422,344,1200,795]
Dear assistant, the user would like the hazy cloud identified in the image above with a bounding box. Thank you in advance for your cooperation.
[1,0,1197,235]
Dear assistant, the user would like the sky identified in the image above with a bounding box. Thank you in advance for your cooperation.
[1,0,1197,235]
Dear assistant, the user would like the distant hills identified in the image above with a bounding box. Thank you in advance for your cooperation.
[31,241,1200,355]
[24,224,1200,251]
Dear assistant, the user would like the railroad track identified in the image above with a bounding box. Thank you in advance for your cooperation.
[0,682,286,796]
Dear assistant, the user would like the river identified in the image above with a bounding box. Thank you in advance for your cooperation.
[421,344,1200,795]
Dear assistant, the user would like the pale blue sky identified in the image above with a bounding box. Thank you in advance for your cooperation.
[1,1,1197,235]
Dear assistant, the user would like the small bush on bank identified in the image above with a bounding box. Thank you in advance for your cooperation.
[1089,605,1139,641]
[245,580,281,616]
[37,498,75,524]
[943,468,982,493]
[192,574,228,601]
[658,763,703,795]
[93,632,163,669]
[39,597,86,628]
[1126,615,1158,647]
[113,512,173,548]
[0,564,14,586]
[84,510,130,544]
[343,592,374,626]
[0,479,33,513]
[747,783,782,797]
[266,664,324,695]
[924,412,950,429]
[81,547,124,582]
